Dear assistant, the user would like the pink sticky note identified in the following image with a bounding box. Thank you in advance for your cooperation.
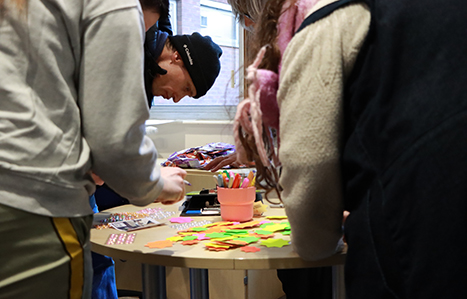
[194,233,209,240]
[170,217,193,223]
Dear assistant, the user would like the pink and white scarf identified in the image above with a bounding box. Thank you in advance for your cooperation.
[233,0,320,167]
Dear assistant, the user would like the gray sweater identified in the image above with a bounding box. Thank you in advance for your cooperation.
[278,0,370,260]
[0,0,163,217]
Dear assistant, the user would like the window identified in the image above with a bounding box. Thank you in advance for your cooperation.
[199,1,238,48]
[200,16,207,28]
[169,0,177,33]
[150,0,243,121]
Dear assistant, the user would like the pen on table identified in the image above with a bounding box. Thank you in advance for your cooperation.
[269,203,284,208]
[183,180,191,186]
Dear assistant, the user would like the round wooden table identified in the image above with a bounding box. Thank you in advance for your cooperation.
[91,202,346,299]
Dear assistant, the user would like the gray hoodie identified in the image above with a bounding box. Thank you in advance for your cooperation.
[0,0,163,217]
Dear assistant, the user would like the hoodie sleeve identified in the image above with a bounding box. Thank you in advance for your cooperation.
[78,4,163,206]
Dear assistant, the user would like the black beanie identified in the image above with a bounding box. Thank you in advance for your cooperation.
[169,33,222,98]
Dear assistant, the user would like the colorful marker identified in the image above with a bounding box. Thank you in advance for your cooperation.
[217,174,224,187]
[249,176,256,187]
[247,171,255,183]
[240,178,249,188]
[231,173,242,188]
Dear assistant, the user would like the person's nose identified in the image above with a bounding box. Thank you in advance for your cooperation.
[173,94,183,103]
[173,91,192,103]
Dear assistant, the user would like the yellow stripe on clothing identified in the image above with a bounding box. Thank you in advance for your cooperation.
[53,218,84,299]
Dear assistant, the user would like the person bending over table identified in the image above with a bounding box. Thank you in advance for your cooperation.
[234,0,467,298]
[0,0,188,297]
[89,1,174,297]
[91,2,222,297]
[94,31,222,211]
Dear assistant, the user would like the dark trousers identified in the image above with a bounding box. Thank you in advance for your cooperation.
[94,184,130,211]
[277,267,332,299]
[344,115,467,298]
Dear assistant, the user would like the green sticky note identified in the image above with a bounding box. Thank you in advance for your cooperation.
[182,235,198,241]
[260,238,290,248]
[225,229,249,234]
[254,229,273,235]
[205,232,231,239]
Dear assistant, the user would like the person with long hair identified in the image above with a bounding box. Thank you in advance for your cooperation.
[233,0,348,258]
[0,0,187,297]
[227,1,339,298]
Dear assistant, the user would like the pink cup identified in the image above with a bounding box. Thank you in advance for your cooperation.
[217,187,256,222]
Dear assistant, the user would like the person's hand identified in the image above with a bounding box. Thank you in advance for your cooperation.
[343,210,349,224]
[155,167,187,205]
[203,153,240,172]
[91,172,105,186]
[343,211,350,243]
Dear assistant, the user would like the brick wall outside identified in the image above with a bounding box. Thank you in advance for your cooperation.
[153,0,240,106]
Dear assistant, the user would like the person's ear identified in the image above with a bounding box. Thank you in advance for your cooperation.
[172,51,184,65]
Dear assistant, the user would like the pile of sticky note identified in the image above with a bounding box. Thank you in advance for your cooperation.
[144,216,291,252]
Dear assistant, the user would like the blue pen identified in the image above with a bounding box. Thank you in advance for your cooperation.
[185,209,202,215]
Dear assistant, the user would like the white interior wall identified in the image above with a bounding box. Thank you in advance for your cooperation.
[146,121,235,159]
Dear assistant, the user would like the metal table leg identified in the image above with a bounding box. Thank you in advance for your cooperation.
[142,264,166,299]
[189,268,209,299]
[332,265,346,299]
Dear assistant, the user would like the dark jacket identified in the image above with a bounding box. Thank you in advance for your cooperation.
[300,0,467,298]
[144,25,169,107]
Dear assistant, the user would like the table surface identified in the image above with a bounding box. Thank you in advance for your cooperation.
[91,202,346,270]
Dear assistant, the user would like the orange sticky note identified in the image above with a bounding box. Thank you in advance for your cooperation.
[145,240,173,249]
[181,240,199,246]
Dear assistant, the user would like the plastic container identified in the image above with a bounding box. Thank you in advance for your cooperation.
[217,187,256,222]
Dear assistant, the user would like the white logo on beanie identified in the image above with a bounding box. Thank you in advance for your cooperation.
[183,44,193,66]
